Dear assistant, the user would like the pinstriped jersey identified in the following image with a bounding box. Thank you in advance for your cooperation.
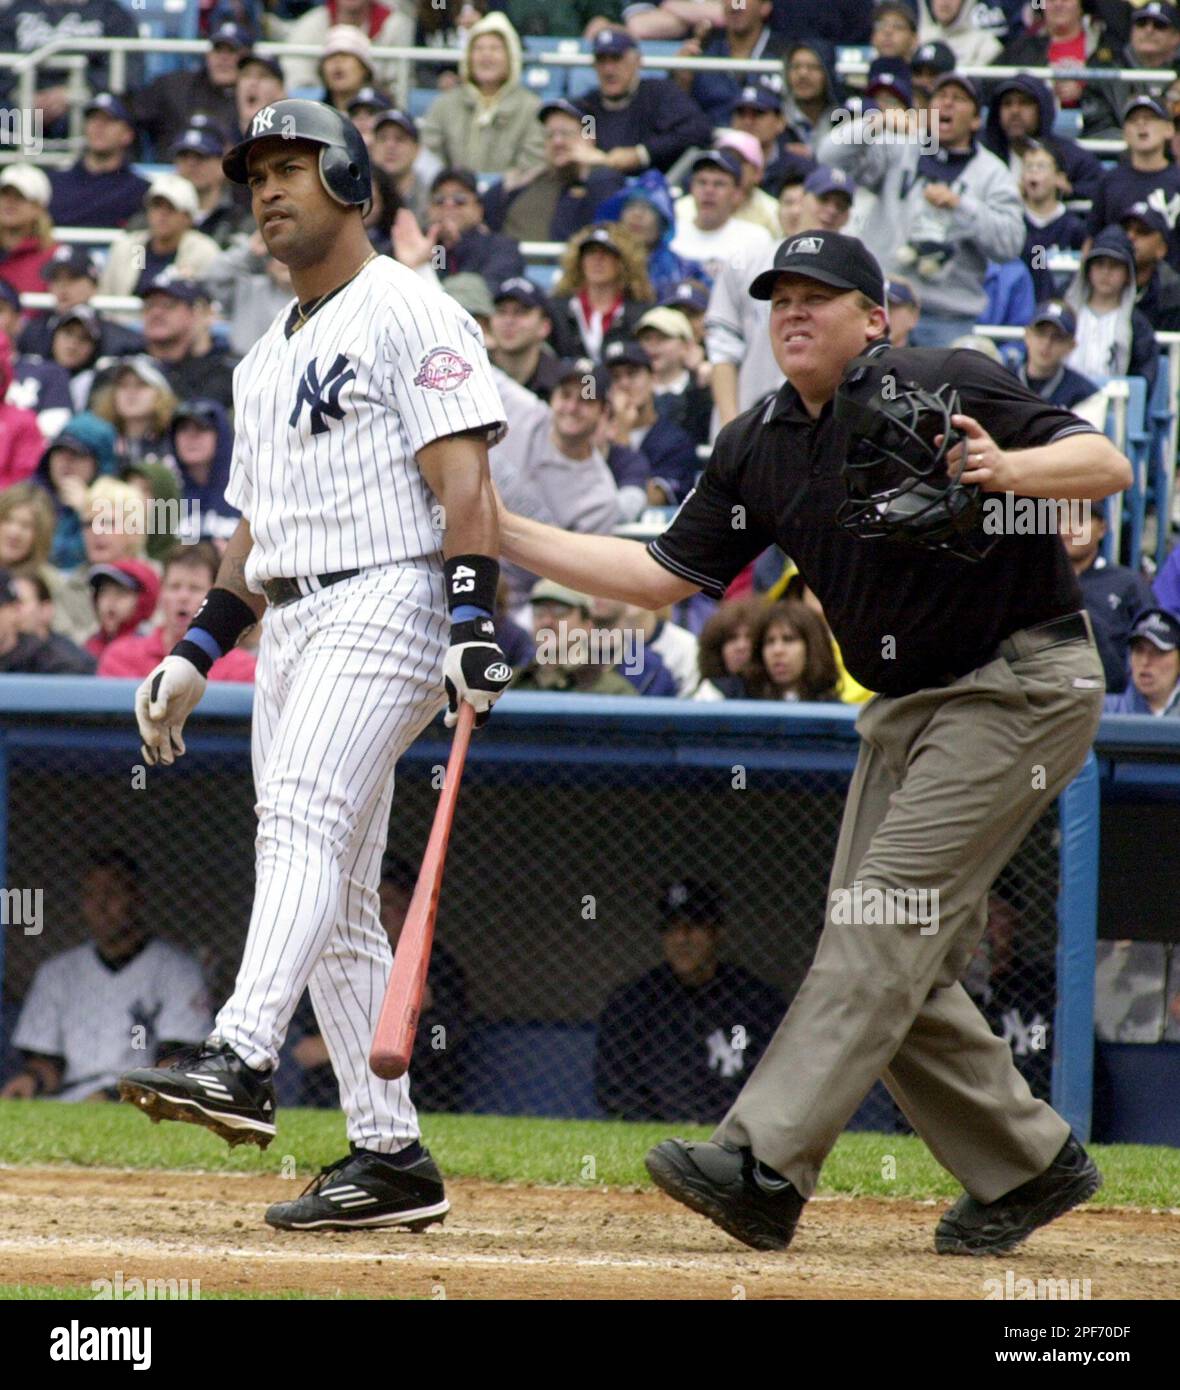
[226,256,507,590]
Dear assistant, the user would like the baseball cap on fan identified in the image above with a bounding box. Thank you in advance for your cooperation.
[748,231,886,304]
[658,879,724,927]
[1130,608,1180,651]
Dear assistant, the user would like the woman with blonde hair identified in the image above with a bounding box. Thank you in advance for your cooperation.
[89,358,178,474]
[0,166,57,298]
[743,599,841,703]
[0,482,58,582]
[549,223,655,360]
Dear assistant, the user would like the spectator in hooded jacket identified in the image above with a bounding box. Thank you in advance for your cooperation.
[575,29,713,176]
[98,542,256,681]
[34,413,120,576]
[48,95,151,231]
[0,331,44,489]
[45,306,110,413]
[1087,97,1180,273]
[169,399,242,547]
[916,0,1002,65]
[673,0,790,128]
[131,21,247,159]
[481,99,625,244]
[1081,1,1180,137]
[419,13,545,182]
[548,224,655,360]
[83,561,161,663]
[782,41,843,153]
[818,73,1025,345]
[595,173,705,304]
[1063,226,1159,386]
[1121,201,1180,331]
[982,75,1104,205]
[0,167,56,301]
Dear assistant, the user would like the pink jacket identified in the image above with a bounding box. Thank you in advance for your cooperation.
[0,329,43,486]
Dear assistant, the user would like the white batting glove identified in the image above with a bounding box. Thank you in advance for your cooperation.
[135,655,207,766]
[442,619,512,729]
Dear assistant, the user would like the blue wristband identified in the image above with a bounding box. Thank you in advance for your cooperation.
[452,604,493,624]
[185,627,223,664]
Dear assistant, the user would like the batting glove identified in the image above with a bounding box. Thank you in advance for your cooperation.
[443,617,512,729]
[135,655,208,766]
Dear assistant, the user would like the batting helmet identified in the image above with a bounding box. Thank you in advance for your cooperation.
[833,344,996,563]
[223,99,371,209]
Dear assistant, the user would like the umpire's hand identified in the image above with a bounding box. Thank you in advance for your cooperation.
[443,618,512,729]
[135,655,208,766]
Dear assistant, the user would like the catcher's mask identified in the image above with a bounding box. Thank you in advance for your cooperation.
[833,346,997,563]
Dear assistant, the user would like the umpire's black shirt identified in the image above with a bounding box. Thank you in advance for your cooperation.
[649,348,1097,697]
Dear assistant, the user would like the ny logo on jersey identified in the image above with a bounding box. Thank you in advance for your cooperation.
[289,353,356,435]
[129,999,162,1052]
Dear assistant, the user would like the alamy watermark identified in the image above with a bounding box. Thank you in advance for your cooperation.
[829,106,940,154]
[1,886,43,935]
[0,108,45,156]
[984,1269,1092,1300]
[91,1271,200,1301]
[830,880,939,935]
[92,497,201,538]
[534,619,645,677]
[980,494,1092,540]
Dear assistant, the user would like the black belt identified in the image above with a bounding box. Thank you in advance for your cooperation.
[993,611,1091,664]
[262,569,360,607]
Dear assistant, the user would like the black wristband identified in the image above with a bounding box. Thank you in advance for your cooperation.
[444,554,499,616]
[172,587,257,677]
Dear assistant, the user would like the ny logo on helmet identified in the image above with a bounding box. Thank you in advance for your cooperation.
[787,235,823,255]
[290,353,356,435]
[252,106,276,136]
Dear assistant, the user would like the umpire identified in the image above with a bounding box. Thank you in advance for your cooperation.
[496,230,1132,1256]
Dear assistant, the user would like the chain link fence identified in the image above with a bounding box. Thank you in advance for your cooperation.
[0,697,1078,1130]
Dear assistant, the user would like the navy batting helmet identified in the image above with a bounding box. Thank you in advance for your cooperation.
[223,99,371,209]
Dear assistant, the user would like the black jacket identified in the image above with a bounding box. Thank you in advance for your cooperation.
[438,228,526,294]
[1135,260,1180,333]
[132,67,241,160]
[576,79,713,175]
[0,633,95,675]
[547,296,650,361]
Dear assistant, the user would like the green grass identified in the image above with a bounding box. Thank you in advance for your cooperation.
[1,1101,1177,1207]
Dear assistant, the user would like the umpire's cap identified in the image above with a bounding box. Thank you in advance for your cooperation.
[223,99,371,210]
[749,230,885,305]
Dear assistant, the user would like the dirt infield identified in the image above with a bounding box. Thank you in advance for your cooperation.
[1,1167,1175,1300]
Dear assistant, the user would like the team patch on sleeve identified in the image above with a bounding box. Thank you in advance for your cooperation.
[414,347,474,393]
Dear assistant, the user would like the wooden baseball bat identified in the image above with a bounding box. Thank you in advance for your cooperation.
[369,701,475,1079]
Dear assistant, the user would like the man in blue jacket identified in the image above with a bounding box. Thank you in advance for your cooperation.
[603,339,699,505]
[49,95,151,230]
[576,29,712,176]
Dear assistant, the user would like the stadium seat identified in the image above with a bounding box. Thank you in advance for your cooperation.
[524,262,559,293]
[1145,359,1176,571]
[1053,108,1083,139]
[461,1022,601,1118]
[407,87,436,119]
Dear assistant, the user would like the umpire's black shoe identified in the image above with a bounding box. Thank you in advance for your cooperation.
[118,1041,277,1150]
[265,1147,450,1232]
[935,1135,1102,1256]
[645,1139,804,1252]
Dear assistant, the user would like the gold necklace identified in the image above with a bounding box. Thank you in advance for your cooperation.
[292,250,378,333]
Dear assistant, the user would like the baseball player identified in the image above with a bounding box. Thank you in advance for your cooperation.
[117,101,512,1232]
[494,230,1132,1255]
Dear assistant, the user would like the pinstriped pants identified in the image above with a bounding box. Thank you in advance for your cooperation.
[215,565,448,1151]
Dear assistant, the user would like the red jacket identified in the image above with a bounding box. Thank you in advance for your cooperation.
[0,238,56,299]
[83,559,162,659]
[0,328,42,485]
[97,625,257,682]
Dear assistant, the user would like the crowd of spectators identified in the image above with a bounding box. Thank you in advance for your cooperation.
[3,1,1180,1121]
[0,4,1178,696]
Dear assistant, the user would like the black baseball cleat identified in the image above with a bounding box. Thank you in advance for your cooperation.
[118,1041,277,1150]
[935,1134,1102,1256]
[265,1147,450,1231]
[645,1139,805,1252]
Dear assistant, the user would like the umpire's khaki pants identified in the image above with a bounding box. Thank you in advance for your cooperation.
[713,628,1105,1204]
